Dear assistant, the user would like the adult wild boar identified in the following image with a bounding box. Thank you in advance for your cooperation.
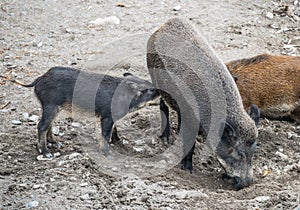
[147,18,260,190]
[226,54,300,122]
[1,67,158,158]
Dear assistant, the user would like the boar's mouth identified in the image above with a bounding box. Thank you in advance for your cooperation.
[217,158,253,190]
[222,173,252,190]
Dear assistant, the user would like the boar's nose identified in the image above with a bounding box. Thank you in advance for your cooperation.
[234,176,253,190]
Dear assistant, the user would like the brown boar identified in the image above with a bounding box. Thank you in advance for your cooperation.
[226,54,300,122]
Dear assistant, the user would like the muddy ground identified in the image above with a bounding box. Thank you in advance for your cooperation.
[1,0,300,209]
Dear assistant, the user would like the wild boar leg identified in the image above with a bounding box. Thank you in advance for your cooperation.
[159,99,171,144]
[46,126,62,149]
[100,116,114,156]
[37,104,58,158]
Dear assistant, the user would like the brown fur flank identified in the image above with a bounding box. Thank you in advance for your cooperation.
[226,54,300,122]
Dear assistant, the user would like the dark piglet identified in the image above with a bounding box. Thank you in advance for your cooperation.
[10,67,158,158]
[147,18,260,190]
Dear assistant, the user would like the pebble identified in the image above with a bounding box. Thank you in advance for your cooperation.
[26,200,39,209]
[22,112,30,120]
[37,42,43,47]
[79,182,89,187]
[134,140,143,145]
[71,122,81,128]
[173,5,181,11]
[89,16,120,26]
[80,193,90,200]
[11,120,22,125]
[133,146,144,152]
[32,184,41,189]
[52,126,60,135]
[266,12,274,19]
[36,155,53,161]
[29,115,39,122]
[68,152,82,160]
[275,151,288,160]
[255,196,270,202]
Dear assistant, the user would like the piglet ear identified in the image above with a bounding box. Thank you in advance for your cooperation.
[248,104,260,127]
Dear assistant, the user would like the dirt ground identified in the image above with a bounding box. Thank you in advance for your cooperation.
[1,0,300,209]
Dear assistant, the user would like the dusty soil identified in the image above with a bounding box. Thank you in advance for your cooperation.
[1,0,300,209]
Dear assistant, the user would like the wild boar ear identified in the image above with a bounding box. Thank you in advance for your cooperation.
[248,104,260,126]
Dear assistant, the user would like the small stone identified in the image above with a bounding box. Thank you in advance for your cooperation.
[53,152,61,157]
[80,194,89,200]
[22,112,30,120]
[133,146,144,152]
[29,115,39,122]
[278,148,284,152]
[52,126,60,135]
[174,191,188,199]
[68,152,82,160]
[71,122,81,128]
[32,184,40,189]
[37,42,43,47]
[275,151,288,160]
[173,5,181,11]
[255,196,270,202]
[26,200,39,209]
[89,16,120,26]
[266,12,274,19]
[11,120,22,125]
[80,182,89,187]
[36,155,53,161]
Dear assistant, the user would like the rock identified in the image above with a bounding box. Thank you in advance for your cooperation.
[68,152,82,160]
[80,182,89,187]
[71,122,81,128]
[22,112,29,120]
[89,16,120,26]
[173,5,181,11]
[287,131,298,139]
[25,200,39,209]
[275,151,288,160]
[53,152,61,157]
[11,120,22,125]
[80,193,90,200]
[266,12,274,19]
[37,42,43,47]
[36,155,53,161]
[173,191,188,199]
[255,196,270,202]
[52,126,60,135]
[133,146,144,152]
[29,115,39,122]
[134,140,143,145]
[32,184,41,189]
